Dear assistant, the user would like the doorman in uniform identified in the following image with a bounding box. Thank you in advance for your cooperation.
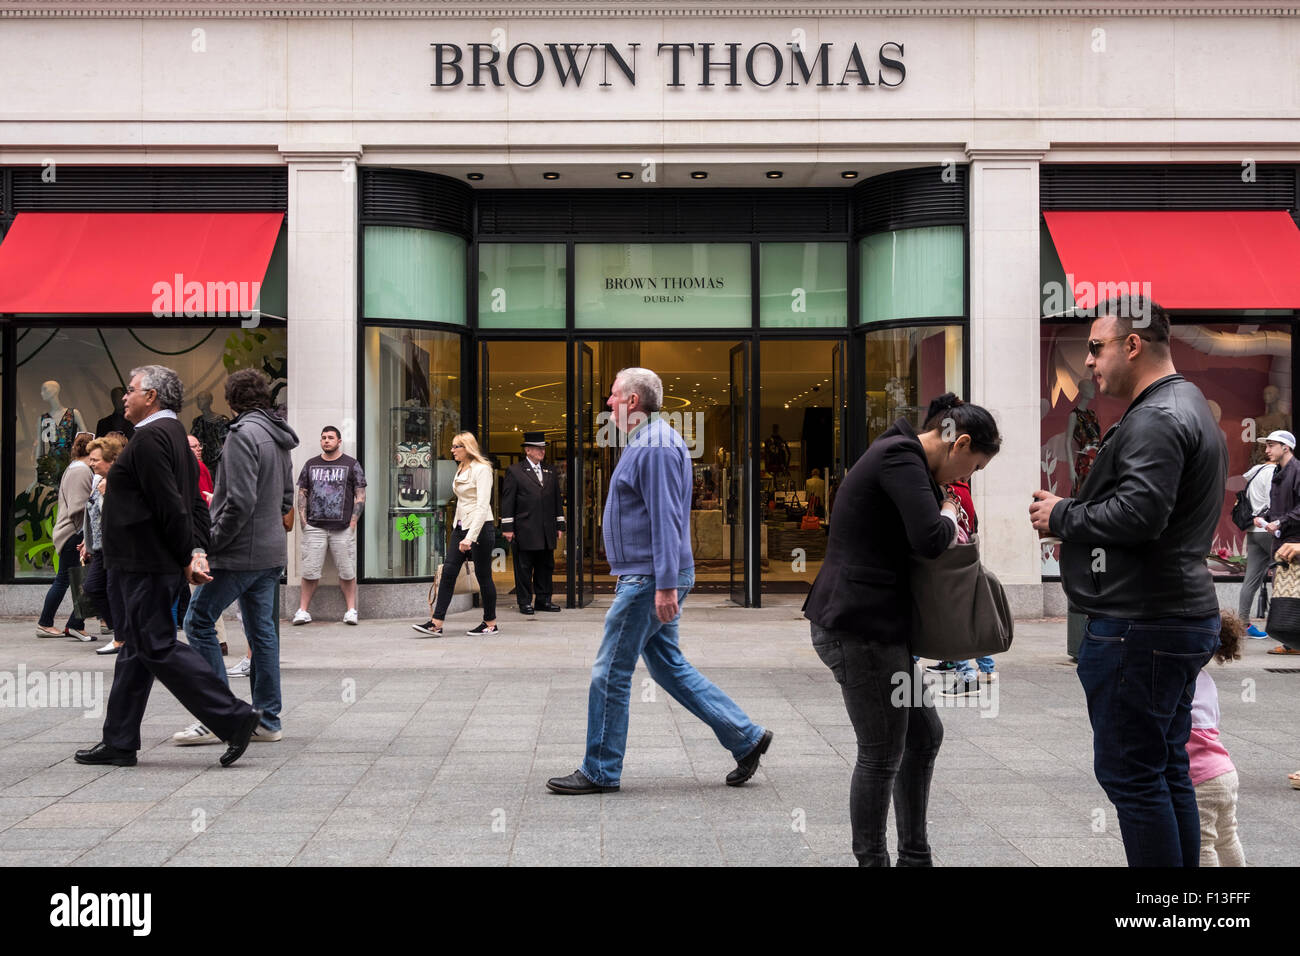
[500,431,566,615]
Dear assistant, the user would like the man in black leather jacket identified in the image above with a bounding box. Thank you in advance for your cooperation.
[1030,295,1227,867]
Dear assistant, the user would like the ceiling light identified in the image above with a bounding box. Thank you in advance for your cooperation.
[690,171,708,180]
[765,170,783,180]
[467,172,484,181]
[840,171,858,180]
[542,171,561,180]
[616,171,634,180]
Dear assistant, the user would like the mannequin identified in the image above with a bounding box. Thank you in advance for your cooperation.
[34,380,87,486]
[1251,385,1291,465]
[1067,378,1102,495]
[190,391,231,470]
[94,386,134,439]
[763,424,790,477]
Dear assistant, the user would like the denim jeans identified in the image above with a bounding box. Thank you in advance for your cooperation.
[1077,615,1220,867]
[39,532,86,630]
[812,623,944,866]
[580,569,764,787]
[184,567,282,732]
[952,656,996,680]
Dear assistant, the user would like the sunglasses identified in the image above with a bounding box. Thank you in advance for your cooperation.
[1086,333,1152,358]
[451,443,465,450]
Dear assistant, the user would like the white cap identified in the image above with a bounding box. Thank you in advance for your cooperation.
[1259,430,1296,450]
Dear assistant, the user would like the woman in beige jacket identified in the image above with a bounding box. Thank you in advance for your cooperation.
[414,432,499,636]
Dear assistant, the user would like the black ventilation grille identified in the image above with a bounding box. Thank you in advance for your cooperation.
[1041,164,1298,211]
[11,166,287,211]
[853,165,968,236]
[361,168,473,238]
[475,189,849,237]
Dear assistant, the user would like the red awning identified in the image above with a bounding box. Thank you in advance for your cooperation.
[0,212,283,314]
[1043,210,1300,311]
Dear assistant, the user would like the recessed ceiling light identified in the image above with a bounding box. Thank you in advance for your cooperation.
[467,172,484,181]
[765,170,783,180]
[690,171,708,180]
[616,171,634,180]
[542,171,561,180]
[840,170,858,180]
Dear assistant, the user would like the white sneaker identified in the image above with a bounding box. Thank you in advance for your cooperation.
[251,724,282,742]
[227,657,251,678]
[343,608,359,625]
[172,722,219,746]
[292,609,311,625]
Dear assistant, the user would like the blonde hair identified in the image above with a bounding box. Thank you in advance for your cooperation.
[454,432,492,469]
[88,434,127,464]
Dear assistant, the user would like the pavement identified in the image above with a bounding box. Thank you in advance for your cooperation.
[1,601,1297,867]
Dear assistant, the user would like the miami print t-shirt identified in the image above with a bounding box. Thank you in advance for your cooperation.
[298,454,367,531]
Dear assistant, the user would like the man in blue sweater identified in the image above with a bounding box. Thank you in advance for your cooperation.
[547,367,771,794]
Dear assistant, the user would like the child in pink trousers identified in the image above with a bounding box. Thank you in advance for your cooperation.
[1189,613,1246,867]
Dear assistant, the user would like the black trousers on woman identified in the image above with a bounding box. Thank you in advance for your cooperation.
[811,623,944,866]
[432,524,497,621]
[81,549,123,631]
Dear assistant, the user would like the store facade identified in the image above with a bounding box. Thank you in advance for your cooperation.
[1,1,1298,615]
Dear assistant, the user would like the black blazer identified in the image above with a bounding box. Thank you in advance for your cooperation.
[499,459,566,551]
[102,415,209,573]
[803,418,954,638]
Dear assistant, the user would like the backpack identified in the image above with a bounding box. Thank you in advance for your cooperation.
[1231,469,1266,531]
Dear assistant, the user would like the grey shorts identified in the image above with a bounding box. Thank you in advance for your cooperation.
[300,525,356,580]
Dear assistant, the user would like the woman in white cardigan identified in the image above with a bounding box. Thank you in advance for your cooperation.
[414,431,499,637]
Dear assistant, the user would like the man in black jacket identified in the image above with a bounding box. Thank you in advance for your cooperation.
[1261,430,1300,552]
[499,432,566,614]
[74,365,261,769]
[1030,296,1227,867]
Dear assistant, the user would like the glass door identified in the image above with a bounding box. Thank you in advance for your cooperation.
[571,341,598,607]
[729,342,751,605]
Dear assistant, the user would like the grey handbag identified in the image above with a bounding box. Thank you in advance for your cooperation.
[908,535,1014,660]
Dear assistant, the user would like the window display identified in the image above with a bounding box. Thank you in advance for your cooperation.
[362,326,462,579]
[1040,321,1292,576]
[13,325,287,578]
[864,325,964,444]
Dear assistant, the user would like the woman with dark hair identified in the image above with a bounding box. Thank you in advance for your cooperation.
[803,392,1002,866]
[36,430,97,640]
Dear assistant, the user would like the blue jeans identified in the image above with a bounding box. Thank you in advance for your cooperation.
[184,567,282,732]
[1077,615,1219,867]
[580,569,764,787]
[952,656,996,680]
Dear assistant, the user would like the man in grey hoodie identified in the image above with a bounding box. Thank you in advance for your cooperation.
[173,369,298,746]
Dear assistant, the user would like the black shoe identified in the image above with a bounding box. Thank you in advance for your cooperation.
[726,729,773,786]
[924,661,958,673]
[412,620,443,636]
[219,708,263,768]
[535,603,562,612]
[941,678,982,698]
[518,605,535,615]
[74,742,137,767]
[467,622,499,635]
[546,770,619,795]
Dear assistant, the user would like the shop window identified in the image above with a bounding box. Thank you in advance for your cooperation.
[363,226,466,324]
[1039,321,1292,576]
[478,243,566,329]
[759,242,848,329]
[864,325,964,444]
[859,225,964,324]
[575,243,750,329]
[362,326,462,580]
[13,325,288,578]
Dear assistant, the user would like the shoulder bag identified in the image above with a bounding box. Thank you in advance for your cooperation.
[908,534,1014,660]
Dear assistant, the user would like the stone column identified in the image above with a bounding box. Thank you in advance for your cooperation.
[966,147,1047,618]
[280,145,361,614]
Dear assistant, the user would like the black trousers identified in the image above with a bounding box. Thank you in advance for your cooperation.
[432,525,498,621]
[81,550,121,631]
[513,542,555,607]
[101,570,253,752]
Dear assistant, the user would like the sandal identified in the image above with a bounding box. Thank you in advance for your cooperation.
[35,625,64,638]
[1267,645,1300,655]
[1290,771,1300,790]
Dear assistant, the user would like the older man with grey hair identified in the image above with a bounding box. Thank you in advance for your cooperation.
[547,366,771,794]
[74,365,261,769]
